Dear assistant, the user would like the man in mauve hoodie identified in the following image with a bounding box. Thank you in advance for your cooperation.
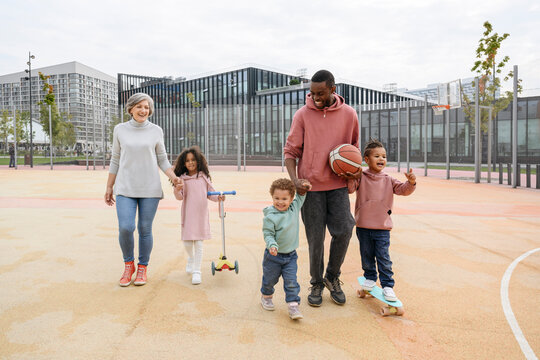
[283,70,360,307]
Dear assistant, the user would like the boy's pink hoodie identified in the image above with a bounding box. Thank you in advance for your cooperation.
[348,169,415,230]
[284,93,359,191]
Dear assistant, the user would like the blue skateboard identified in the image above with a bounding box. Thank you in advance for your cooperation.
[357,276,404,316]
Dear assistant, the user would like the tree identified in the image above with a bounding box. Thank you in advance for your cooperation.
[0,110,12,153]
[57,119,77,153]
[289,78,301,86]
[462,21,522,164]
[38,72,61,144]
[109,112,129,142]
[13,110,29,144]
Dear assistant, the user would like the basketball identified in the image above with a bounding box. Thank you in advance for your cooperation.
[329,144,363,175]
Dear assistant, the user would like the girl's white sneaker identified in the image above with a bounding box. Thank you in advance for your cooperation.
[191,272,201,285]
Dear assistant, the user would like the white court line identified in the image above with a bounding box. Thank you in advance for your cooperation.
[500,248,540,360]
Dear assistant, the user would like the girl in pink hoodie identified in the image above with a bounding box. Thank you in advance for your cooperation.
[173,146,224,285]
[348,139,416,302]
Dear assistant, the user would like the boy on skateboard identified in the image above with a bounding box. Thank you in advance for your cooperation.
[348,139,416,302]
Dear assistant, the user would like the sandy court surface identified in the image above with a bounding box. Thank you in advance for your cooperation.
[0,166,539,359]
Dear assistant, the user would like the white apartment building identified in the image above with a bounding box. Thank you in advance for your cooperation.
[0,61,117,151]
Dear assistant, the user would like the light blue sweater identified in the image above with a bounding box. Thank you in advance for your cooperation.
[109,119,171,198]
[262,194,306,254]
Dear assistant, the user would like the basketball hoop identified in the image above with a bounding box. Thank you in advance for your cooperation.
[432,105,450,116]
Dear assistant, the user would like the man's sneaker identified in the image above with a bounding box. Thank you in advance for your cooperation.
[133,264,147,286]
[260,295,275,311]
[362,279,376,291]
[185,257,193,274]
[307,283,324,307]
[119,261,135,287]
[383,287,398,302]
[288,302,303,320]
[324,277,346,305]
[191,272,201,285]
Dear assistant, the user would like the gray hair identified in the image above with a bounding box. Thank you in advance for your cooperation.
[126,93,154,117]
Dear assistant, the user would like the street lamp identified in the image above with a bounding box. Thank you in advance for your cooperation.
[24,52,35,167]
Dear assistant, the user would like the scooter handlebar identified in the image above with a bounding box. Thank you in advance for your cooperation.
[207,191,236,196]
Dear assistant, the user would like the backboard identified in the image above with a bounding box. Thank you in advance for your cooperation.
[436,79,462,109]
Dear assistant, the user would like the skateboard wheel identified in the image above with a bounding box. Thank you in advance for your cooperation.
[357,289,366,298]
[380,306,404,316]
[234,260,239,274]
[211,261,216,276]
[380,307,390,316]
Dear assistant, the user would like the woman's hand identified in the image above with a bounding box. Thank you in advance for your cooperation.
[175,178,184,191]
[104,186,115,206]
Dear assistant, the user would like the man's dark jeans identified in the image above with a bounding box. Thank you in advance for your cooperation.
[301,187,355,286]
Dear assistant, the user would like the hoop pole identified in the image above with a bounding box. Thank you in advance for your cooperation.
[445,109,450,180]
[406,100,410,172]
[397,100,401,172]
[475,77,480,183]
[512,65,518,188]
[424,94,428,177]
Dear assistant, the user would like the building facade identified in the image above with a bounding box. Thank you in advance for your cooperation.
[0,61,117,151]
[118,66,418,163]
[118,65,538,166]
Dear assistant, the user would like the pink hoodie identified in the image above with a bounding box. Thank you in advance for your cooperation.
[348,169,415,230]
[284,93,359,191]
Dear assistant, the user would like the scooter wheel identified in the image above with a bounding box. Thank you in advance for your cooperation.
[211,261,215,276]
[234,260,239,274]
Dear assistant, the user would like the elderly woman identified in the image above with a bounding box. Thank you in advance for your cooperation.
[105,93,180,287]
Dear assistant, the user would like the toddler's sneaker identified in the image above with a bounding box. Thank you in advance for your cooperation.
[185,257,193,274]
[119,261,135,287]
[191,272,201,285]
[260,295,275,311]
[133,264,147,286]
[288,302,303,320]
[362,279,376,291]
[383,287,398,302]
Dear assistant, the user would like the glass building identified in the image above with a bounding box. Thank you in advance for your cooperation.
[118,66,539,165]
[118,66,416,163]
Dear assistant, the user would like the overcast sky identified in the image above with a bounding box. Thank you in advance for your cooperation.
[2,0,539,92]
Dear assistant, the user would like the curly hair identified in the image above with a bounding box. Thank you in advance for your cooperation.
[172,146,211,182]
[269,178,296,198]
[363,138,385,157]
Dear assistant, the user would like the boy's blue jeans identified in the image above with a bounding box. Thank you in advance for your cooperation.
[261,249,301,303]
[356,227,394,288]
[116,195,160,266]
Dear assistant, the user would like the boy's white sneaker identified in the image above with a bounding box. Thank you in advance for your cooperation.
[383,287,398,302]
[260,295,275,311]
[288,302,303,320]
[362,279,376,291]
[191,272,201,285]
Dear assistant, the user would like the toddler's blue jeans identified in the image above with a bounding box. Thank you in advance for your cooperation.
[261,249,301,303]
[356,227,394,288]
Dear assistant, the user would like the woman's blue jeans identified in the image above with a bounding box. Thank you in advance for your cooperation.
[116,195,160,266]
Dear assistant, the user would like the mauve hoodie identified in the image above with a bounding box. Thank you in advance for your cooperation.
[284,93,359,191]
[348,169,415,230]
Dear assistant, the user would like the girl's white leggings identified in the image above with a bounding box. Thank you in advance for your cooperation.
[183,240,203,274]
